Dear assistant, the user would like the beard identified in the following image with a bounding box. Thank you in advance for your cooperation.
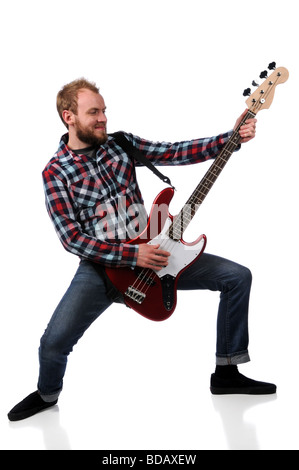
[74,118,108,147]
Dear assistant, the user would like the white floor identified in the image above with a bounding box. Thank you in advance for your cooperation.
[3,389,286,451]
[2,289,298,451]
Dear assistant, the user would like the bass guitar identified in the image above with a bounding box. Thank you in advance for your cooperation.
[105,63,289,321]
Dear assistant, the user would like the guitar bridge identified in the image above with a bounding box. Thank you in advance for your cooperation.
[125,286,146,304]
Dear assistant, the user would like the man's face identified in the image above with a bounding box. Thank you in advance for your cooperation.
[73,89,108,147]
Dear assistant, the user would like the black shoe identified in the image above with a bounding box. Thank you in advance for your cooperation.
[8,391,58,421]
[210,373,277,395]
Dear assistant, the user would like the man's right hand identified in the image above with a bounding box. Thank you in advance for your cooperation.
[136,244,170,271]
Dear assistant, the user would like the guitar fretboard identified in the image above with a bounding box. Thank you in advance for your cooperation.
[168,110,256,240]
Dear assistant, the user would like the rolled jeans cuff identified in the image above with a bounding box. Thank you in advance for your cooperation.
[216,350,250,366]
[39,390,61,403]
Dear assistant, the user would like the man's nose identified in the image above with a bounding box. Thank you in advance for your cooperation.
[98,112,107,122]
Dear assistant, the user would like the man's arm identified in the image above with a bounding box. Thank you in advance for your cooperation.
[129,109,257,269]
[125,131,233,167]
[43,169,139,268]
[122,109,257,166]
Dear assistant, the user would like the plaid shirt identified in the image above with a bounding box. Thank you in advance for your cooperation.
[42,130,234,267]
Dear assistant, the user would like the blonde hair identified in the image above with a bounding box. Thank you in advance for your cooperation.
[56,78,100,128]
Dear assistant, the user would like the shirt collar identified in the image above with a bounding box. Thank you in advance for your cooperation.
[57,133,114,165]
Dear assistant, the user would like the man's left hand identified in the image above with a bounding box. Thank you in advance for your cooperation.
[234,109,257,144]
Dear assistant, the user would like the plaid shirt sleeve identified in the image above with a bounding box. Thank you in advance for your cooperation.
[127,130,236,165]
[42,167,139,267]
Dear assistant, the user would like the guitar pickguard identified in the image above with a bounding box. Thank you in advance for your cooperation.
[148,217,206,278]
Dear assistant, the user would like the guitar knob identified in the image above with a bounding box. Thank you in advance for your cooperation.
[268,61,276,70]
[252,80,259,87]
[243,88,251,97]
[259,70,268,79]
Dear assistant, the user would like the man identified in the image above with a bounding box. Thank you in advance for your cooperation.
[8,78,276,421]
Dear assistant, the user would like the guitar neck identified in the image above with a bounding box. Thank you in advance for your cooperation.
[168,110,256,240]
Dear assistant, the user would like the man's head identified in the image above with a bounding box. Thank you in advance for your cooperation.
[57,78,108,148]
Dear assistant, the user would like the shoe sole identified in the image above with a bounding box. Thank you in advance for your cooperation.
[210,385,277,395]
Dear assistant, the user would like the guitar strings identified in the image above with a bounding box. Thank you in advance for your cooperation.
[127,113,251,298]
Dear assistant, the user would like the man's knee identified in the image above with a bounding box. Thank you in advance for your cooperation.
[236,265,252,289]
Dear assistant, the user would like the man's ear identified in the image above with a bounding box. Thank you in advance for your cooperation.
[62,109,75,127]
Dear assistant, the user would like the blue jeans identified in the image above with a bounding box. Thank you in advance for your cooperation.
[38,254,251,401]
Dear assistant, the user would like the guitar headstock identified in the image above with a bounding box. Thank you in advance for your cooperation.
[243,63,289,115]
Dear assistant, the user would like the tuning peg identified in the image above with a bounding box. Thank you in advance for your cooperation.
[259,70,268,79]
[243,88,251,97]
[252,80,259,87]
[268,61,276,70]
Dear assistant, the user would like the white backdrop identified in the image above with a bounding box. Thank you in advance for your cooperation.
[1,0,298,450]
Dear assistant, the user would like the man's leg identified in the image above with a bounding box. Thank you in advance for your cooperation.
[8,260,112,420]
[178,253,251,363]
[177,253,276,394]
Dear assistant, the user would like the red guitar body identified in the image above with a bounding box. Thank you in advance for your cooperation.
[105,188,206,321]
